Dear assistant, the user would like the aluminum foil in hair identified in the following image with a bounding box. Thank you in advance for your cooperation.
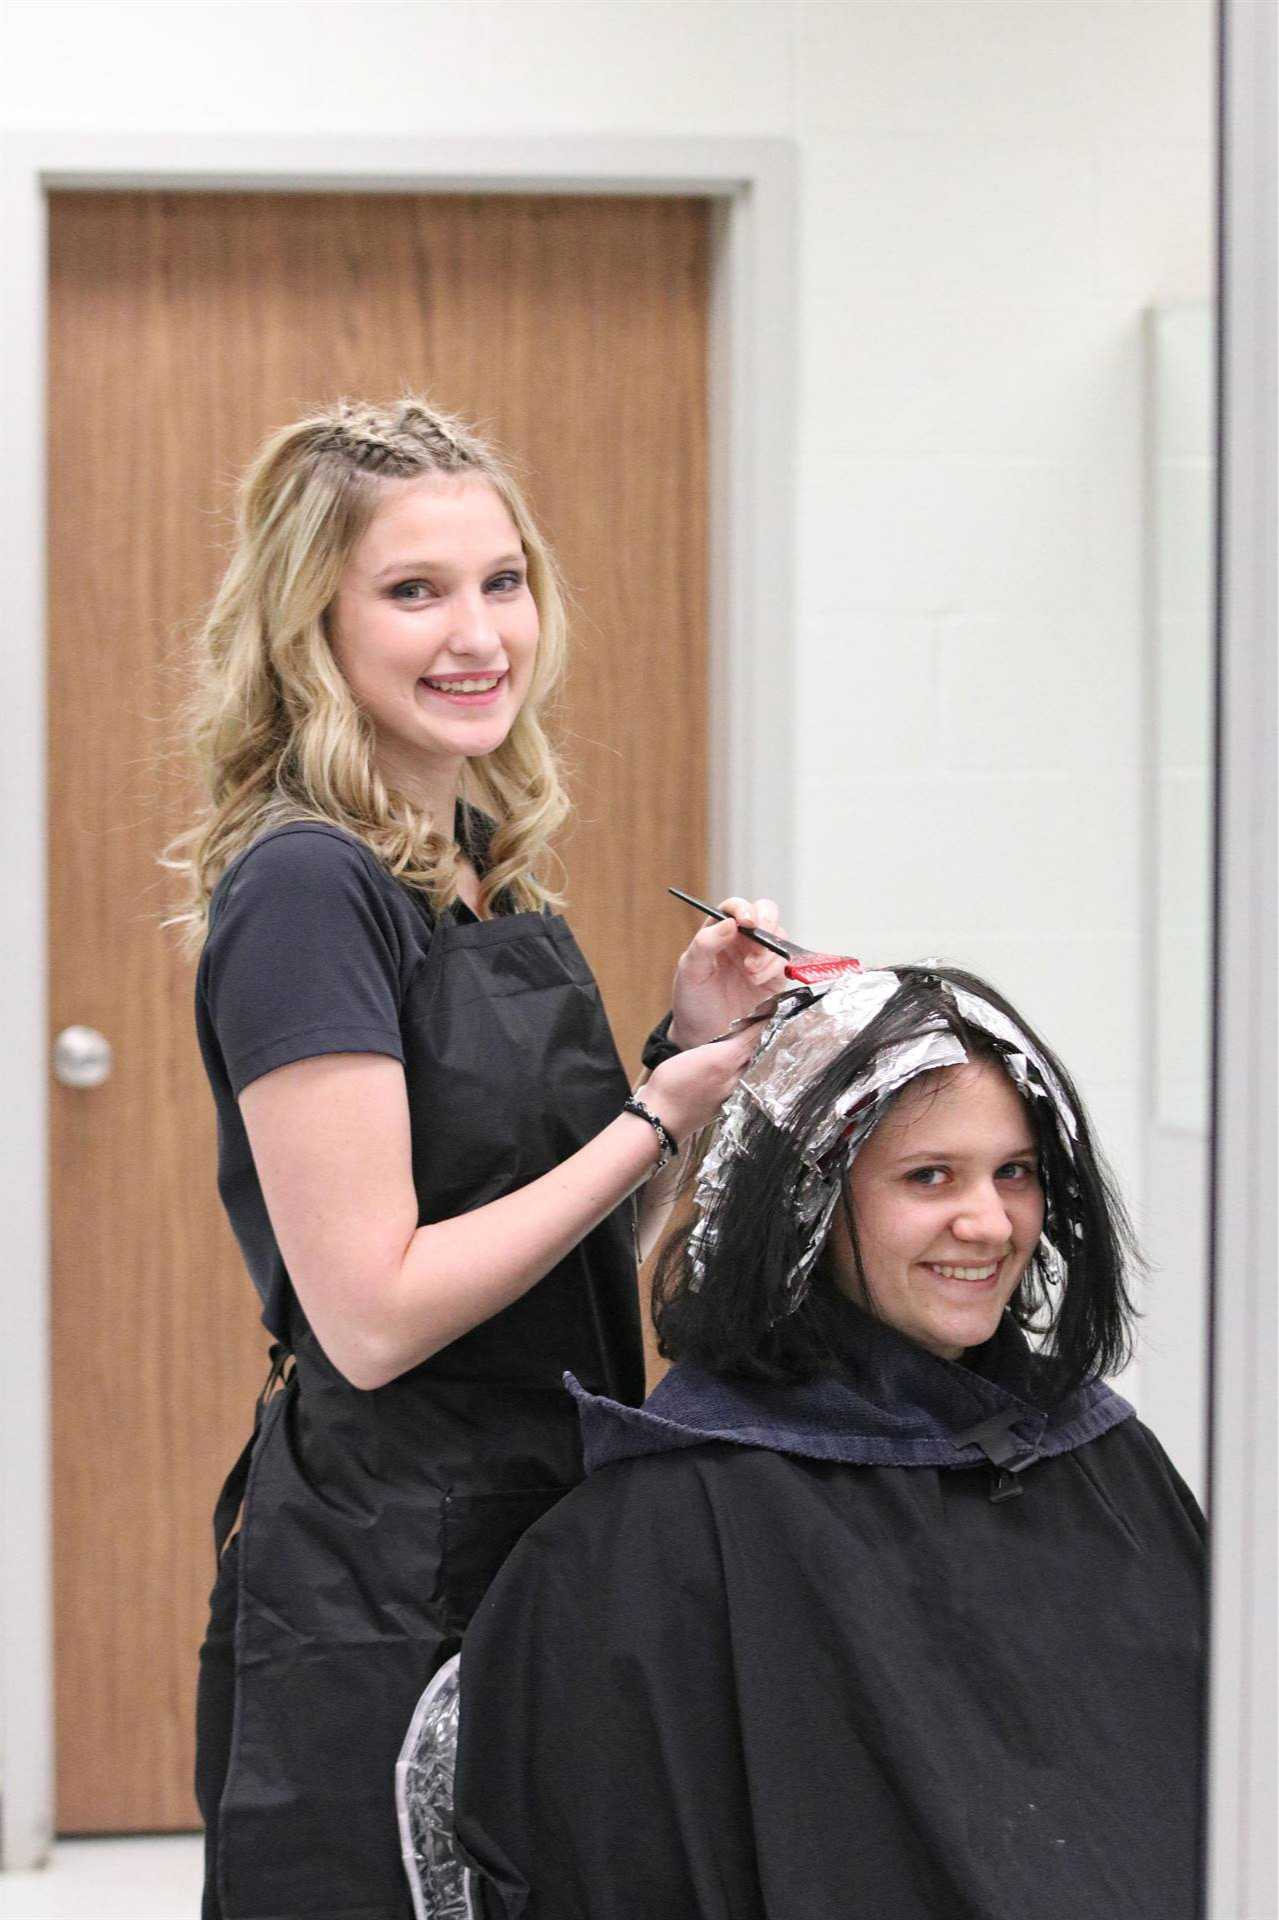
[688,967,1080,1309]
[947,985,1078,1155]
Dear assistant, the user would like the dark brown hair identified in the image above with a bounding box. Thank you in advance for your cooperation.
[652,964,1140,1399]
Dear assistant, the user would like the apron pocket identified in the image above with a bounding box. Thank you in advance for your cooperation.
[440,1487,569,1636]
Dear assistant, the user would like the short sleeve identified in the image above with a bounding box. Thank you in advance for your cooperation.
[201,826,411,1095]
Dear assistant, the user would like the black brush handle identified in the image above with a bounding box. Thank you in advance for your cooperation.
[666,886,799,961]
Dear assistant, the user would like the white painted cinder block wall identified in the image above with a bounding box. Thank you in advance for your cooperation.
[4,1,1216,1424]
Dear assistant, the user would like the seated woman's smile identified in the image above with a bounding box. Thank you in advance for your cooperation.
[836,1060,1046,1360]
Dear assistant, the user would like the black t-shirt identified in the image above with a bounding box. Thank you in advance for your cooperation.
[195,821,464,1341]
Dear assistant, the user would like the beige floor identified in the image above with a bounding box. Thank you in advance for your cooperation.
[0,1835,203,1919]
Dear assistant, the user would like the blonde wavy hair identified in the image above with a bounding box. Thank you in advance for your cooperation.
[166,396,571,947]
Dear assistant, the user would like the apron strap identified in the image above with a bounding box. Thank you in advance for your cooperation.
[211,1342,295,1560]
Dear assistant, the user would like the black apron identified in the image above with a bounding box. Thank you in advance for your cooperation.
[209,909,643,1920]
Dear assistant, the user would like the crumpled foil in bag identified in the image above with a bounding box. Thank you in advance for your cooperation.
[396,1653,475,1920]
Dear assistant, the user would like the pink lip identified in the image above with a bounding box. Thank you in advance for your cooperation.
[418,671,508,707]
[921,1257,1006,1290]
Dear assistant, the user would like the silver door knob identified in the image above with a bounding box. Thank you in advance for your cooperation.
[53,1026,114,1089]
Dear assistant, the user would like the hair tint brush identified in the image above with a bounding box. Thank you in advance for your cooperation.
[667,888,861,984]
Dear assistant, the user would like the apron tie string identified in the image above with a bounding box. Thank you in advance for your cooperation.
[212,1342,295,1560]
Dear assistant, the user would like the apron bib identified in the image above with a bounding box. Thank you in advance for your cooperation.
[211,910,643,1920]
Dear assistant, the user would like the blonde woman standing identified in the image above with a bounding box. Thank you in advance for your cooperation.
[175,398,779,1920]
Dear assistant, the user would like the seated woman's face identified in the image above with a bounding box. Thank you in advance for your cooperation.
[830,1060,1045,1361]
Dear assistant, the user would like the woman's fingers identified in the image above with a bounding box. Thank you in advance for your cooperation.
[717,897,785,978]
[670,898,787,1046]
[709,1024,764,1099]
[644,1024,759,1137]
[715,896,784,939]
[687,897,786,992]
[683,916,741,969]
[671,893,789,1044]
[716,894,757,928]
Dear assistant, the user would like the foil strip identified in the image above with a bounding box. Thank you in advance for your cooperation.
[948,985,1078,1153]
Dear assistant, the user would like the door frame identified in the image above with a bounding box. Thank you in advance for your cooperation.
[0,131,796,1868]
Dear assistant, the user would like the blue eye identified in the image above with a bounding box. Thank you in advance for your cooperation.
[907,1167,947,1187]
[389,580,433,602]
[485,570,526,593]
[997,1161,1037,1183]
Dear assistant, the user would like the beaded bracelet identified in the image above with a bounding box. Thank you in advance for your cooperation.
[622,1096,679,1174]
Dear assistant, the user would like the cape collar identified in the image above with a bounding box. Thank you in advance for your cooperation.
[569,1307,1132,1478]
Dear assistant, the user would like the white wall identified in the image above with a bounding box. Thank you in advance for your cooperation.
[1141,302,1216,1502]
[3,0,1216,1421]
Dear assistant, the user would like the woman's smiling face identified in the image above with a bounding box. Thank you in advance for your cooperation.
[329,473,539,803]
[831,1059,1045,1360]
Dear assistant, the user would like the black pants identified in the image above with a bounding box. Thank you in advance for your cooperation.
[194,1534,240,1920]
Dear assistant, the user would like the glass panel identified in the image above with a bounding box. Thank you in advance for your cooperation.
[1141,302,1217,1507]
[1151,304,1217,1135]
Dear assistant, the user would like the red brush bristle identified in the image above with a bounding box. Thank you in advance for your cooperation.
[784,954,862,984]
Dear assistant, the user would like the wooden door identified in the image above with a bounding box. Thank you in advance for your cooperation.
[47,189,708,1833]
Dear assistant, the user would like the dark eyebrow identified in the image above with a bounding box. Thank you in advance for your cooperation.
[894,1144,1036,1165]
[372,552,526,583]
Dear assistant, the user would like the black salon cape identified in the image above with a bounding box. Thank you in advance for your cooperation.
[454,1311,1205,1920]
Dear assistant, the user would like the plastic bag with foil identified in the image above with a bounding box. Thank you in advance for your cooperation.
[396,1653,475,1920]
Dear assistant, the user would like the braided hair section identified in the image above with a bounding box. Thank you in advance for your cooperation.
[308,398,488,482]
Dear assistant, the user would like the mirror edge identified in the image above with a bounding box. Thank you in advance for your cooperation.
[1205,0,1278,1914]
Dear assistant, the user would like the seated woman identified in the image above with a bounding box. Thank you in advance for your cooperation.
[449,963,1206,1920]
